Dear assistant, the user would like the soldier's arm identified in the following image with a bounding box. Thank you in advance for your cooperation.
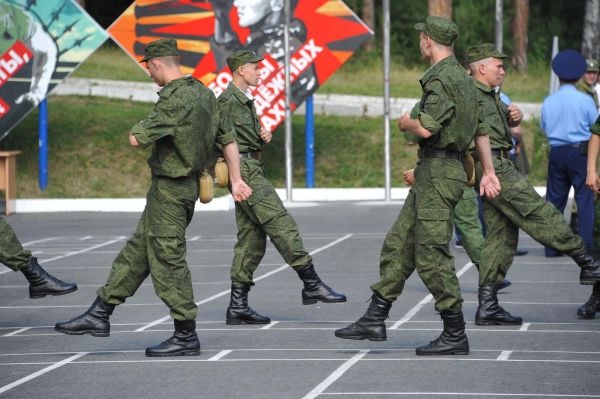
[130,98,184,148]
[506,104,523,127]
[414,79,455,138]
[586,119,600,193]
[475,134,501,198]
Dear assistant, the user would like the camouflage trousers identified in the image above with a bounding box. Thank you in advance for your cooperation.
[454,186,483,265]
[230,159,311,287]
[475,157,585,286]
[0,217,32,271]
[594,194,600,257]
[97,176,198,321]
[371,158,466,313]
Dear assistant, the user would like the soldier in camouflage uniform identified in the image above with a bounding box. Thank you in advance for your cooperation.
[55,39,252,357]
[336,17,502,356]
[218,50,346,325]
[0,218,77,298]
[579,116,600,319]
[466,43,600,326]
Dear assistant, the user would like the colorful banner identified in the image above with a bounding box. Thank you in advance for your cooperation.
[0,0,108,139]
[109,0,373,131]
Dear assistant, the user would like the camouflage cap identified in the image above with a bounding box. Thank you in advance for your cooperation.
[227,50,264,71]
[466,43,507,63]
[414,16,458,46]
[140,39,178,62]
[587,59,599,72]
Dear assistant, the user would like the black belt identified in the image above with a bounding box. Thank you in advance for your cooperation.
[239,151,262,160]
[417,148,463,161]
[472,149,511,161]
[554,141,588,154]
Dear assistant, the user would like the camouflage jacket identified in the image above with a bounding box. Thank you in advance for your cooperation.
[131,76,236,178]
[473,79,513,150]
[417,55,478,152]
[218,82,263,153]
[576,80,600,109]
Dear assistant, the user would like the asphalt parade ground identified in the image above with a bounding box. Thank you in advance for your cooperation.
[0,202,598,398]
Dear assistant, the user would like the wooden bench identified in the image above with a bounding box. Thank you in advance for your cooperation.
[0,151,20,215]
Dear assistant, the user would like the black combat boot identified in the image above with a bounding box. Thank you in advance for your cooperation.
[54,296,114,337]
[577,282,600,319]
[335,293,391,341]
[226,284,271,325]
[475,285,522,325]
[415,311,469,356]
[568,247,600,284]
[295,263,347,304]
[496,279,512,291]
[20,257,77,298]
[145,319,201,357]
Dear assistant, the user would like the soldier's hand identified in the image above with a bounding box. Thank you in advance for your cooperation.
[403,169,415,186]
[479,174,501,199]
[586,172,600,193]
[260,127,272,144]
[398,112,411,131]
[507,104,523,124]
[128,132,140,147]
[231,179,252,202]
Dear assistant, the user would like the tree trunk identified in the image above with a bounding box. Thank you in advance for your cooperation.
[582,0,600,60]
[362,0,375,51]
[511,0,528,72]
[428,0,452,19]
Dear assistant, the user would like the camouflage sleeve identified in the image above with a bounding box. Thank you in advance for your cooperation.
[216,99,237,146]
[130,97,184,148]
[418,79,454,135]
[591,116,600,136]
[476,100,494,137]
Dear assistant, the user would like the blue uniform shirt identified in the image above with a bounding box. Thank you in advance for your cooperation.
[541,84,598,147]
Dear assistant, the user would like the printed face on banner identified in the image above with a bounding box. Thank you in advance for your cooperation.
[0,0,108,139]
[109,0,373,132]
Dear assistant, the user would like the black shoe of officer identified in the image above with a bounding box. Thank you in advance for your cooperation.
[20,257,77,298]
[226,284,271,325]
[568,247,600,284]
[415,311,469,356]
[475,285,522,325]
[145,319,201,357]
[55,296,114,337]
[577,282,600,319]
[335,293,391,341]
[295,263,347,304]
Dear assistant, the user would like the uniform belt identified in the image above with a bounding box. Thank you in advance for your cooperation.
[472,149,511,162]
[239,151,262,160]
[417,148,463,161]
[554,141,589,154]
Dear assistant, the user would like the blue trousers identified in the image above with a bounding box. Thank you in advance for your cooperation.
[545,145,594,255]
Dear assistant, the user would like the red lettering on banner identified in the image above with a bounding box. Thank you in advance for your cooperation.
[0,97,10,118]
[0,41,33,88]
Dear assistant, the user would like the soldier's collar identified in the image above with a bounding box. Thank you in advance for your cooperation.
[473,78,494,93]
[419,54,457,85]
[228,82,254,104]
[158,75,191,97]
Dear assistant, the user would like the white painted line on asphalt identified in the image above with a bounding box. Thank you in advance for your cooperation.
[79,236,93,241]
[463,301,584,305]
[135,234,354,332]
[0,236,60,275]
[302,349,370,399]
[389,262,473,330]
[320,392,600,397]
[261,321,280,330]
[0,352,88,395]
[3,327,31,337]
[189,235,201,241]
[27,263,282,270]
[208,350,232,361]
[41,236,126,264]
[497,350,513,361]
[520,323,531,331]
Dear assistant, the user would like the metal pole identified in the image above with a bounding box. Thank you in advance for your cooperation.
[38,99,48,191]
[495,0,503,52]
[284,0,293,201]
[549,36,560,94]
[383,0,391,201]
[305,94,315,188]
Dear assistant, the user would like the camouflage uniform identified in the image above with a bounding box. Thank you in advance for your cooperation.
[474,80,586,287]
[96,75,236,321]
[370,54,478,314]
[218,82,311,286]
[453,187,483,265]
[0,218,32,270]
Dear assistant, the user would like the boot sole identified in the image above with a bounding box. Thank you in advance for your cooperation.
[54,328,109,337]
[580,280,600,285]
[415,349,469,356]
[303,298,347,305]
[474,319,522,326]
[145,349,201,357]
[226,319,270,325]
[30,286,78,298]
[334,332,386,341]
